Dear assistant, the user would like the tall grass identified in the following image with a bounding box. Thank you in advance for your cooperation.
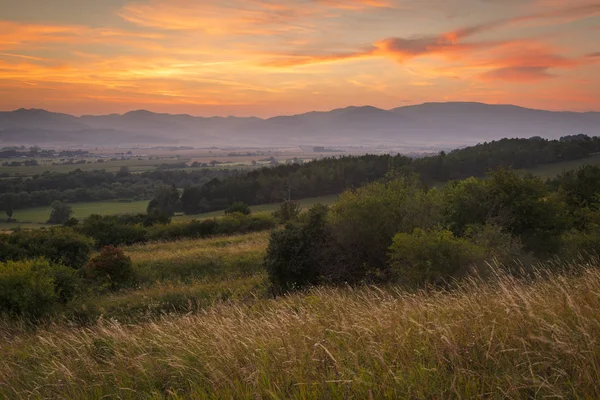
[1,260,599,399]
[127,231,270,283]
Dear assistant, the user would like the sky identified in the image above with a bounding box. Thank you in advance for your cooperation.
[0,0,599,117]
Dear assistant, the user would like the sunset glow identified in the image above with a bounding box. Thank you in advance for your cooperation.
[1,0,599,116]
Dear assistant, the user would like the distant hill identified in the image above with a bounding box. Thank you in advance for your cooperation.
[1,102,598,148]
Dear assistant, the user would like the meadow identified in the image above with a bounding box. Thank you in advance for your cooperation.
[0,195,339,230]
[525,153,600,179]
[1,258,599,399]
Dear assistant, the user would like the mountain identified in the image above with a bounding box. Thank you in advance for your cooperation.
[1,102,599,148]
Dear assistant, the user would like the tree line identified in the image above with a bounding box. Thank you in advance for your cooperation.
[180,135,600,214]
[0,168,241,213]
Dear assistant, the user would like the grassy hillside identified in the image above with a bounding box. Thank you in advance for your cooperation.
[1,260,599,399]
[526,153,600,179]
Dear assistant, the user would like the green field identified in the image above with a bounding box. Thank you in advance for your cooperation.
[526,154,600,179]
[0,200,150,230]
[0,195,339,230]
[175,195,339,221]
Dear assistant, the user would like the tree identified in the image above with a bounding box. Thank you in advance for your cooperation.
[116,166,130,178]
[327,174,442,278]
[4,193,17,219]
[47,201,73,224]
[147,185,180,217]
[225,202,251,215]
[272,201,301,223]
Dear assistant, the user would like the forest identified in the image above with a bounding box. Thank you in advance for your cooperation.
[180,134,600,213]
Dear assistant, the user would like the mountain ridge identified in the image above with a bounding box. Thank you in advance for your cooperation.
[1,102,599,148]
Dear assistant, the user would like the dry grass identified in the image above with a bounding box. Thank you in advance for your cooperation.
[1,260,600,399]
[127,232,270,284]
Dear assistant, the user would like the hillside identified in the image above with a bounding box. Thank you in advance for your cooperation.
[1,102,599,147]
[1,260,599,398]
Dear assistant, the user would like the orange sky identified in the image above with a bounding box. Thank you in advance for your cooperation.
[0,0,599,116]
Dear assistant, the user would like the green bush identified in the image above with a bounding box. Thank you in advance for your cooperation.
[272,201,301,223]
[388,228,485,287]
[266,204,344,292]
[84,246,135,291]
[216,213,276,235]
[47,200,73,224]
[328,174,441,278]
[77,215,147,247]
[0,228,94,269]
[561,229,600,260]
[442,169,567,256]
[147,218,218,241]
[0,259,79,318]
[225,202,251,216]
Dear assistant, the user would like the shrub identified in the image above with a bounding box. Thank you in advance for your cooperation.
[388,228,485,287]
[272,201,301,223]
[225,202,251,216]
[84,246,134,291]
[1,228,94,269]
[47,201,73,224]
[328,174,441,279]
[442,169,567,256]
[78,215,147,247]
[465,223,526,265]
[0,259,79,318]
[266,204,344,292]
[561,229,600,260]
[216,213,276,235]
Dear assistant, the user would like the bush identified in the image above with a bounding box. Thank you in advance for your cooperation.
[47,201,73,224]
[561,229,600,260]
[328,174,441,278]
[266,204,344,292]
[225,202,251,216]
[0,259,79,318]
[84,246,134,291]
[388,228,485,287]
[1,228,94,269]
[272,201,301,223]
[216,213,276,235]
[442,169,567,256]
[77,215,147,247]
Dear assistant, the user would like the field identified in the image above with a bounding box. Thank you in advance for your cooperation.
[0,200,150,230]
[1,250,599,398]
[0,195,339,231]
[0,157,191,176]
[526,153,600,179]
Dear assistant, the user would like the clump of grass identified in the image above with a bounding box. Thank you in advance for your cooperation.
[1,260,600,398]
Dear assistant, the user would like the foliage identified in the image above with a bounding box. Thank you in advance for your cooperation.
[265,204,338,291]
[77,214,148,248]
[327,174,442,278]
[388,228,485,287]
[47,200,73,224]
[84,246,134,291]
[180,136,600,214]
[272,200,301,223]
[147,185,181,217]
[442,168,567,255]
[0,228,94,269]
[225,202,251,215]
[0,259,79,318]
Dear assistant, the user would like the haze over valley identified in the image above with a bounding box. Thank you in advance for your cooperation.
[2,102,599,149]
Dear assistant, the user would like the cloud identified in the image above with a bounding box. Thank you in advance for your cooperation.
[479,66,552,82]
[118,0,393,36]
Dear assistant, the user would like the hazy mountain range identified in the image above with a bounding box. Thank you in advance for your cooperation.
[1,102,599,148]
